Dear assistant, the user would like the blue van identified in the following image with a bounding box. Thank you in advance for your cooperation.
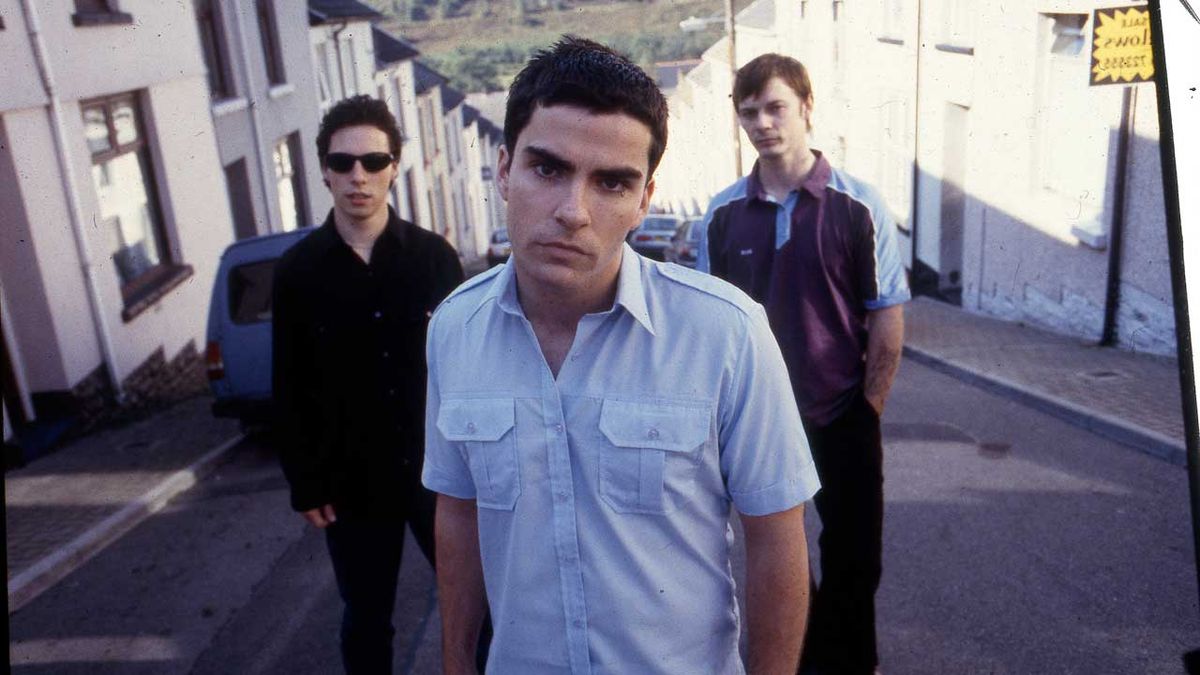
[205,228,311,424]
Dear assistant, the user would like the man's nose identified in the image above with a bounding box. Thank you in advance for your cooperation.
[554,180,589,229]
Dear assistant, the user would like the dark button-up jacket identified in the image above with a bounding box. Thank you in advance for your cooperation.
[272,207,463,517]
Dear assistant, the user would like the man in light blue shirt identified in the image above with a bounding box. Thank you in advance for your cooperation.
[423,37,820,674]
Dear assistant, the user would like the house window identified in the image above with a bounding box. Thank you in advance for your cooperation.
[942,0,974,47]
[83,93,187,315]
[313,43,333,110]
[256,0,286,86]
[880,0,905,43]
[1035,13,1106,210]
[73,0,133,26]
[196,0,235,100]
[223,159,257,240]
[273,134,307,231]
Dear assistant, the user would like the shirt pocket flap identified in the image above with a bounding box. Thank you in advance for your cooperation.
[599,399,709,453]
[437,398,515,442]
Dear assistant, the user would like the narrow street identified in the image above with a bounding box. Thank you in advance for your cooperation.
[8,355,1198,673]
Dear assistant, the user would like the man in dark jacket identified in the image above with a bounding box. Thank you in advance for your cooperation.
[272,95,463,674]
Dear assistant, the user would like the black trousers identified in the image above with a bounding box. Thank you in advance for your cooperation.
[799,393,884,675]
[324,486,493,675]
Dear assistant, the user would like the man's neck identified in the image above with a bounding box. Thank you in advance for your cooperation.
[514,262,621,378]
[333,209,388,261]
[757,148,817,201]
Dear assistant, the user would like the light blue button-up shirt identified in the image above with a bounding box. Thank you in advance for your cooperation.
[423,245,820,674]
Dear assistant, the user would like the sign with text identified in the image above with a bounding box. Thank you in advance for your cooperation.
[1090,5,1155,85]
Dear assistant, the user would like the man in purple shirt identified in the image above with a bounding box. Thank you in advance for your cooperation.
[698,53,910,675]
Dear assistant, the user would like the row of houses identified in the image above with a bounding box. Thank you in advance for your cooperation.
[0,0,506,452]
[654,0,1174,357]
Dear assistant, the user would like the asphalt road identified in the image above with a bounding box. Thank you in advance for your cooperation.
[8,357,1199,673]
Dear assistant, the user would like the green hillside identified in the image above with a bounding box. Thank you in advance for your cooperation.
[366,0,743,92]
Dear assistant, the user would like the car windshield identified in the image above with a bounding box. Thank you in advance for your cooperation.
[491,229,509,244]
[641,217,681,232]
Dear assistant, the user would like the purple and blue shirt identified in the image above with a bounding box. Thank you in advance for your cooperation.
[697,151,910,426]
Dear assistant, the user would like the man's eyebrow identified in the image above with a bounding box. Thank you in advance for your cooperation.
[594,166,645,184]
[522,145,574,172]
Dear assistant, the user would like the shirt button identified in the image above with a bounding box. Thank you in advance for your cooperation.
[572,619,584,629]
[647,427,660,440]
[466,422,477,433]
[388,388,397,397]
[382,351,390,359]
[554,423,564,434]
[373,310,382,319]
[556,491,569,502]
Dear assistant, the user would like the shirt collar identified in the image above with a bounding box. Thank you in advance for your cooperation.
[469,243,655,335]
[746,149,831,202]
[313,205,408,255]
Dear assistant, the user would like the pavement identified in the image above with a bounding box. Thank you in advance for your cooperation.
[4,294,1191,614]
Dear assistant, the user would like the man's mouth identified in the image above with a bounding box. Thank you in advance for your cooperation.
[538,241,588,257]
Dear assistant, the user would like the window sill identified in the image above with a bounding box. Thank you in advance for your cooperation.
[877,36,904,46]
[935,43,975,56]
[72,11,134,27]
[268,83,295,100]
[121,264,194,323]
[211,97,249,116]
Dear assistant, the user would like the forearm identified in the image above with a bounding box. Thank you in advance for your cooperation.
[436,494,487,675]
[742,505,809,675]
[864,304,904,411]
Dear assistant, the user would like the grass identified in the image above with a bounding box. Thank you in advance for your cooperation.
[368,0,748,91]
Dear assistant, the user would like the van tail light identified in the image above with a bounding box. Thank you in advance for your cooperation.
[206,341,225,381]
[635,234,652,242]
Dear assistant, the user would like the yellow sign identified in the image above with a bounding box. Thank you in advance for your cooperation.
[1091,5,1155,85]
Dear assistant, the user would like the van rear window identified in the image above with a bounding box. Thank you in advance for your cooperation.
[229,260,276,324]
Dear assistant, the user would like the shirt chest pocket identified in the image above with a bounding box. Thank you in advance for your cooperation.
[598,400,710,515]
[437,398,521,511]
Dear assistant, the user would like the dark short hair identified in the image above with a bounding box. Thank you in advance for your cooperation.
[733,53,814,112]
[315,95,402,167]
[504,35,668,180]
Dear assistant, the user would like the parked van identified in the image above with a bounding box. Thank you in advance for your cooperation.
[205,228,311,425]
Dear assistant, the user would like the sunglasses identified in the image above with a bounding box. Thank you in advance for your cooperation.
[325,152,395,173]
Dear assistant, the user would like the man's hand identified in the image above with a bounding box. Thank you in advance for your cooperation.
[864,304,904,416]
[302,504,337,528]
[741,504,809,675]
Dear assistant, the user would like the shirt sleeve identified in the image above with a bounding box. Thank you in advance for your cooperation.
[272,252,332,512]
[859,186,911,311]
[421,309,478,499]
[719,305,821,516]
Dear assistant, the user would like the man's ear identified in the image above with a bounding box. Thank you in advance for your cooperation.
[639,178,656,218]
[496,146,511,201]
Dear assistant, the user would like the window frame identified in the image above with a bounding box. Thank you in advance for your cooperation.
[81,92,191,320]
[196,0,236,101]
[255,0,287,86]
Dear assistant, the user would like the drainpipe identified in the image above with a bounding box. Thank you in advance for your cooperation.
[230,2,278,234]
[18,0,124,401]
[1100,85,1136,346]
[329,22,349,99]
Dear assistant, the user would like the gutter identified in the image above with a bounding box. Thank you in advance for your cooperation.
[18,0,124,400]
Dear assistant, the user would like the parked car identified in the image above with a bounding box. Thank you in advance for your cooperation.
[487,227,511,267]
[206,228,311,425]
[664,218,705,268]
[627,214,685,260]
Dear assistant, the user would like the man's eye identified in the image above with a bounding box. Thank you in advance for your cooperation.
[533,163,558,179]
[600,178,628,193]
